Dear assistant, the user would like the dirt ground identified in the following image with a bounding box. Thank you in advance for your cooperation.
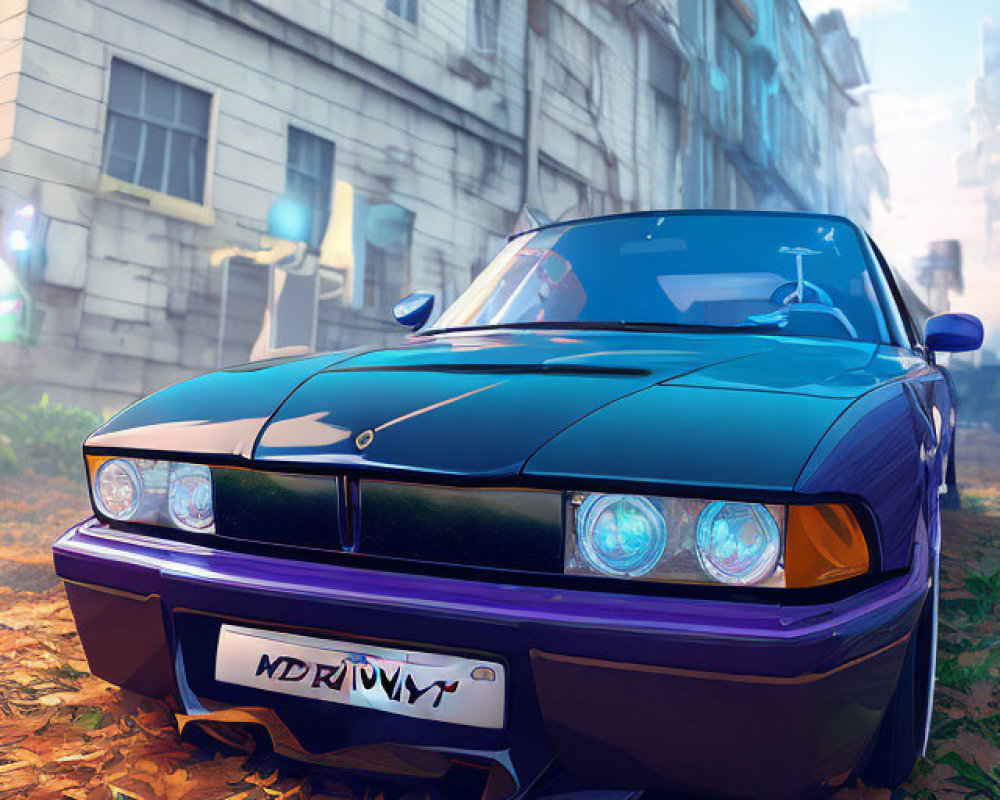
[1,428,999,799]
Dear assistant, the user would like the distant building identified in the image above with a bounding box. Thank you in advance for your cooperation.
[957,16,1000,248]
[0,0,887,410]
[914,239,963,313]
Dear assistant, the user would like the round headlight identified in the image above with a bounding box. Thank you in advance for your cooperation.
[695,501,780,585]
[94,459,142,520]
[168,464,214,532]
[577,494,667,577]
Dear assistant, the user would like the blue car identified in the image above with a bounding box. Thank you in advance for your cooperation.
[55,211,983,798]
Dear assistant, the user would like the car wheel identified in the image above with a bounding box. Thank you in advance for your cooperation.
[942,428,962,510]
[859,593,935,789]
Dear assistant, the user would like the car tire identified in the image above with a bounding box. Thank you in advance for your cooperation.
[942,430,962,510]
[858,594,935,789]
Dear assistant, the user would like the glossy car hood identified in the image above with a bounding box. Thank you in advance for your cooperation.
[87,330,921,485]
[253,330,757,476]
[252,331,917,482]
[86,351,364,460]
[523,341,926,492]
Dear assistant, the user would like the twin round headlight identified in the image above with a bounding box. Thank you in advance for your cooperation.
[91,457,215,533]
[574,494,780,585]
[569,493,869,588]
[695,501,782,585]
[576,494,668,577]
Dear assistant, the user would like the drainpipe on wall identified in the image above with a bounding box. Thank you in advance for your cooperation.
[626,2,642,211]
[521,0,547,209]
[628,1,693,208]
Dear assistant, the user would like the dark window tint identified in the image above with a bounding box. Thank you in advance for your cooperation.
[434,213,894,345]
[358,200,414,311]
[102,59,211,203]
[473,0,499,54]
[278,127,335,249]
[387,0,418,23]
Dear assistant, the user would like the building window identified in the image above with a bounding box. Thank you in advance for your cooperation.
[546,3,598,113]
[101,59,212,203]
[472,0,500,56]
[778,0,803,68]
[360,202,415,311]
[717,34,743,140]
[280,127,335,249]
[387,0,418,24]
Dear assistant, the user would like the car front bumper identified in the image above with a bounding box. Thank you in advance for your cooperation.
[53,518,928,799]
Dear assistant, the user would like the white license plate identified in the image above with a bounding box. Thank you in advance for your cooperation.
[215,624,506,729]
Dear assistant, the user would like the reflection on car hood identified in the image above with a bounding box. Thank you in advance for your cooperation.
[86,351,363,459]
[86,330,923,484]
[250,331,921,484]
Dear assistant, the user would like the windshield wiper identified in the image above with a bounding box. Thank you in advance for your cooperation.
[614,320,785,333]
[421,320,785,336]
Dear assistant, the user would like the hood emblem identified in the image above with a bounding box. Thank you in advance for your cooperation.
[355,429,374,450]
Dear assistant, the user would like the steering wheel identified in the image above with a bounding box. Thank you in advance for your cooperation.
[770,279,834,306]
[768,280,859,340]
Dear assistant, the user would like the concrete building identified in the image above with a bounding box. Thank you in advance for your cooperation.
[0,0,887,410]
[958,16,1000,252]
[915,239,963,314]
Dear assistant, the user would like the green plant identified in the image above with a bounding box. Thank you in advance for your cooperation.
[936,653,1000,693]
[0,433,17,475]
[0,391,101,477]
[936,751,1000,798]
[966,569,1000,621]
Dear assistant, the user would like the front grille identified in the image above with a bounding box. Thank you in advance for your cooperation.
[213,470,341,550]
[211,468,564,573]
[358,481,563,572]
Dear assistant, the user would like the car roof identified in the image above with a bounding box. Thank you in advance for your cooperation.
[511,208,862,240]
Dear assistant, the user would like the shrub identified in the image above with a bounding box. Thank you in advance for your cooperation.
[0,391,102,478]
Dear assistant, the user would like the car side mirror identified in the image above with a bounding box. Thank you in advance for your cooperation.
[393,292,434,330]
[924,313,984,353]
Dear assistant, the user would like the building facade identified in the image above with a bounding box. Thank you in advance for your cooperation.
[958,16,1000,254]
[0,0,886,410]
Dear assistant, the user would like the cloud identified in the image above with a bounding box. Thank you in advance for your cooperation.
[799,0,911,25]
[869,90,957,136]
[864,84,1000,346]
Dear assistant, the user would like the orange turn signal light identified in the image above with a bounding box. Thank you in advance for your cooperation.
[784,504,870,588]
[85,454,112,480]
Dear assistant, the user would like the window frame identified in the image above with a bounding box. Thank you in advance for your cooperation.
[360,200,415,313]
[282,126,336,251]
[436,212,900,346]
[867,236,919,352]
[98,54,219,226]
[470,0,501,58]
[386,0,419,25]
[716,32,744,141]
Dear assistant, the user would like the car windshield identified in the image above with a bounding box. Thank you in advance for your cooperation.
[431,213,892,344]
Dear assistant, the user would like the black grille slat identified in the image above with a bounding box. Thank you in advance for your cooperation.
[213,470,341,550]
[358,481,563,573]
[212,469,564,573]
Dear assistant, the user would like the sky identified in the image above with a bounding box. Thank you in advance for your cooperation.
[801,0,1000,353]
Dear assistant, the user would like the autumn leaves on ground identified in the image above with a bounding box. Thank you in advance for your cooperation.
[1,432,1000,799]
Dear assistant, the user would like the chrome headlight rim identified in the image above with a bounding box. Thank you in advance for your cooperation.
[93,458,143,521]
[576,492,668,578]
[168,463,215,532]
[694,500,782,586]
[87,455,215,534]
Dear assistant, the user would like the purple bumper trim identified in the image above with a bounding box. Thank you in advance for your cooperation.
[53,518,926,679]
[54,518,929,797]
